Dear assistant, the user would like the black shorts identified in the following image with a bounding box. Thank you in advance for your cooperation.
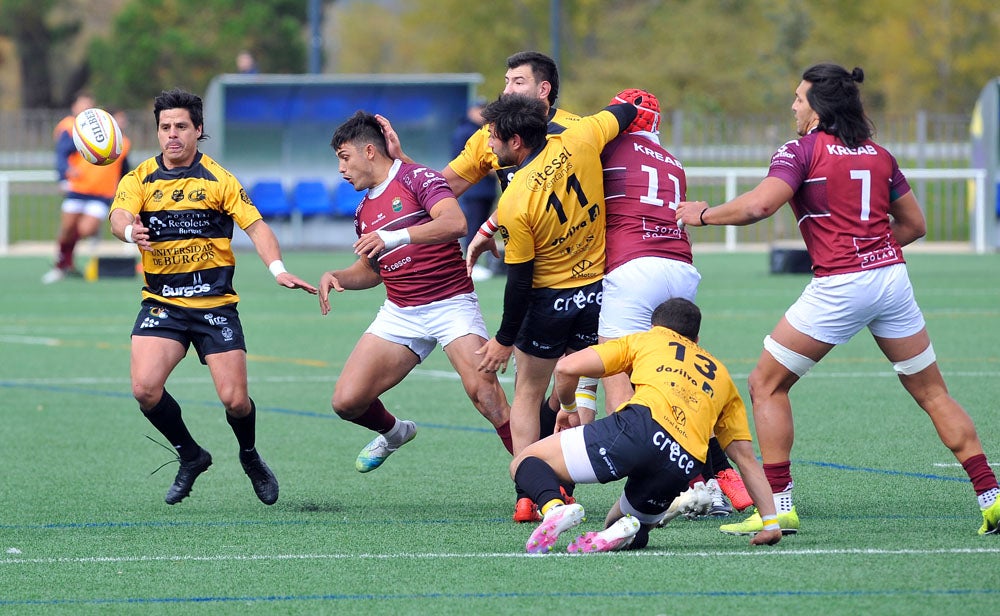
[515,280,602,359]
[579,404,704,516]
[131,300,246,364]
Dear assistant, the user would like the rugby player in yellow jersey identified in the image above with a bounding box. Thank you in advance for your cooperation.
[511,298,783,553]
[109,89,317,506]
[377,51,590,522]
[473,93,640,472]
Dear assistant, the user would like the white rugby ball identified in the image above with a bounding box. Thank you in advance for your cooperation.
[72,107,123,166]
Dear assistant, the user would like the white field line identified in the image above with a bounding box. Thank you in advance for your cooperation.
[3,546,1000,567]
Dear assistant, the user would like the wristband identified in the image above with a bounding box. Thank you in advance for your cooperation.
[478,219,498,238]
[376,228,411,251]
[268,259,287,278]
[124,224,135,244]
[699,207,709,226]
[560,402,578,414]
[761,514,779,531]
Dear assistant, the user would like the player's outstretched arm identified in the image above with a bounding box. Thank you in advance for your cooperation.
[725,439,782,546]
[244,219,318,294]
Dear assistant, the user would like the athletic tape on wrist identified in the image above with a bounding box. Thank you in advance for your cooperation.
[124,224,135,244]
[376,228,411,251]
[268,259,287,278]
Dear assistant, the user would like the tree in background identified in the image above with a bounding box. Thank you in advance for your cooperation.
[0,0,84,108]
[331,0,1000,117]
[87,0,311,109]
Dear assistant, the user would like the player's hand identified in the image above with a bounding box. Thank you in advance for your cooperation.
[128,220,153,251]
[675,201,709,227]
[318,272,345,315]
[554,409,582,432]
[353,232,385,259]
[374,114,406,161]
[750,528,782,546]
[465,233,499,276]
[475,337,511,374]
[275,271,318,295]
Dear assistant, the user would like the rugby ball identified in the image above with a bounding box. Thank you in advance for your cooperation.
[72,107,123,166]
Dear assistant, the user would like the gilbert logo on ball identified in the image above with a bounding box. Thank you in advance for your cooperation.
[72,107,124,166]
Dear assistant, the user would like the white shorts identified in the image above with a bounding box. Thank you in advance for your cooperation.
[366,292,488,362]
[62,197,110,219]
[784,263,925,345]
[599,257,701,338]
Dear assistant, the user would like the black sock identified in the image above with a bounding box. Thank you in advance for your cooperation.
[514,456,564,510]
[538,397,557,439]
[142,390,199,461]
[707,436,731,476]
[227,398,257,454]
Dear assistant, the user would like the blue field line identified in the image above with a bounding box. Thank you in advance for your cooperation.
[0,380,496,433]
[794,459,966,482]
[1,587,997,607]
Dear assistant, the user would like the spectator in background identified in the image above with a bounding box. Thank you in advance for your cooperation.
[44,92,132,284]
[450,98,500,281]
[237,50,258,74]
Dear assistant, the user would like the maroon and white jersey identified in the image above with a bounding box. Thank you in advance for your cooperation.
[767,130,911,277]
[355,161,473,307]
[601,132,692,273]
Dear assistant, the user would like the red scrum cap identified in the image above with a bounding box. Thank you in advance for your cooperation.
[610,88,661,134]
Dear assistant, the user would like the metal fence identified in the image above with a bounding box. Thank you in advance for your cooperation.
[2,167,988,255]
[0,108,973,169]
[1,107,984,253]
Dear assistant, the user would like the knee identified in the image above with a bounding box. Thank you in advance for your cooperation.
[132,383,162,409]
[469,379,509,424]
[331,388,367,420]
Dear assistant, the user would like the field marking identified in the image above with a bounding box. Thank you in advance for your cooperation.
[3,545,999,567]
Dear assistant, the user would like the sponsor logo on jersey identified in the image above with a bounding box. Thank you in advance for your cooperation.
[571,259,599,278]
[525,147,573,192]
[392,197,402,212]
[171,189,185,202]
[161,272,212,298]
[152,189,164,202]
[187,188,207,202]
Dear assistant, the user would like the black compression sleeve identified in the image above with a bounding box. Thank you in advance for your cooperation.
[496,260,534,346]
[606,103,639,133]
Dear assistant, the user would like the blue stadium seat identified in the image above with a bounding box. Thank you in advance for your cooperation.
[293,180,332,217]
[332,181,362,218]
[250,180,291,218]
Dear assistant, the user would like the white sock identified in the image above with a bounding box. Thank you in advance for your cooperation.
[978,487,999,509]
[773,490,794,514]
[383,419,405,444]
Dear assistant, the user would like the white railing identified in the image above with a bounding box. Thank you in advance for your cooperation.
[0,170,56,255]
[684,167,990,253]
[1,167,992,254]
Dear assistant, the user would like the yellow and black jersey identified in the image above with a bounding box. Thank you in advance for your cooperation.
[449,107,581,191]
[593,326,752,463]
[110,152,261,309]
[497,109,620,289]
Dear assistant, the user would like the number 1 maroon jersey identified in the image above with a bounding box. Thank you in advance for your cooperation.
[767,130,912,276]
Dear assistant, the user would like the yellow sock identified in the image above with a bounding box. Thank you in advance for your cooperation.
[540,499,564,516]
